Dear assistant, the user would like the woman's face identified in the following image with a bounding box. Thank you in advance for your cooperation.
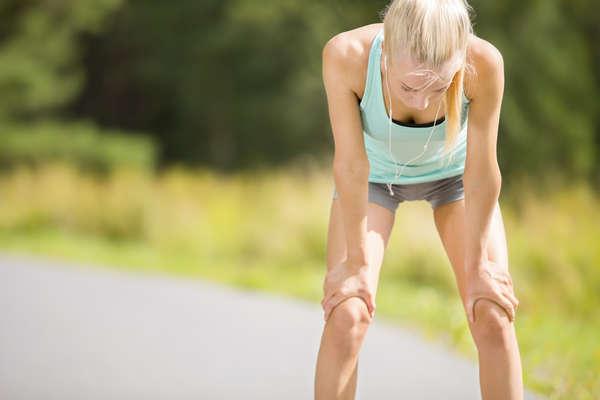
[383,48,462,111]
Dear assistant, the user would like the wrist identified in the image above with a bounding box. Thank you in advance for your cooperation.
[346,256,369,270]
[464,259,486,273]
[465,248,488,273]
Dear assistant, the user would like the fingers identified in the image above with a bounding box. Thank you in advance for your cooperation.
[496,293,516,322]
[322,293,376,322]
[497,275,511,287]
[484,263,513,285]
[482,291,516,322]
[502,288,520,311]
[491,272,519,317]
[466,299,473,324]
[493,274,519,313]
[323,292,342,321]
[496,274,514,290]
[321,291,336,320]
[467,293,517,324]
[320,292,332,309]
[358,293,376,318]
[355,287,376,317]
[467,297,484,324]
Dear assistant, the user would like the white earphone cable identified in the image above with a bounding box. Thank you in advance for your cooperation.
[383,54,442,196]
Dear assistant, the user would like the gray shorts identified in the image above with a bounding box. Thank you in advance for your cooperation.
[332,174,464,212]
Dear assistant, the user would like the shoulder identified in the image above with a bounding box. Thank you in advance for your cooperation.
[464,34,504,102]
[322,23,382,97]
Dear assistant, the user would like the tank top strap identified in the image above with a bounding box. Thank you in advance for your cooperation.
[359,29,384,110]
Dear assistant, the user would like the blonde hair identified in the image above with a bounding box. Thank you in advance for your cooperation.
[380,0,476,164]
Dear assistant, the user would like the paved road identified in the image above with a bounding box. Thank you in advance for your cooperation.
[0,253,545,399]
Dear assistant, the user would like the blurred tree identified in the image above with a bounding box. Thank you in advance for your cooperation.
[2,0,596,185]
[0,0,123,120]
[561,0,600,185]
[469,0,597,184]
[69,0,351,169]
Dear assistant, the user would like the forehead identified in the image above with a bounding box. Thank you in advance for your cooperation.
[388,47,462,85]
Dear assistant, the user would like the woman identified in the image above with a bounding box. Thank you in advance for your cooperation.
[315,0,523,399]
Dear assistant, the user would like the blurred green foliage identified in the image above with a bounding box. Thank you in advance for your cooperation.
[0,120,157,173]
[0,162,598,398]
[0,2,597,397]
[0,0,123,118]
[0,0,598,184]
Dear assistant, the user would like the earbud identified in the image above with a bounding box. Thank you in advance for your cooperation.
[383,50,442,197]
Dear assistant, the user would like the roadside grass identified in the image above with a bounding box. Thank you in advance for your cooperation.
[0,161,598,399]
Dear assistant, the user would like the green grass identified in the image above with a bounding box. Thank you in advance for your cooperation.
[0,161,598,399]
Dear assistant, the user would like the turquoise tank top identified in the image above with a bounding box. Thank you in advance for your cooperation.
[360,28,471,184]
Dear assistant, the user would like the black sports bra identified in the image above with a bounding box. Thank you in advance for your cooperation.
[357,97,446,128]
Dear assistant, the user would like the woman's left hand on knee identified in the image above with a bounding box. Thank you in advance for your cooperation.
[463,259,519,324]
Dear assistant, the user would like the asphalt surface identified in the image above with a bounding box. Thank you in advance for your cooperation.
[0,253,545,399]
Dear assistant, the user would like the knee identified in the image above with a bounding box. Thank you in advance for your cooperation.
[328,296,373,339]
[469,298,513,349]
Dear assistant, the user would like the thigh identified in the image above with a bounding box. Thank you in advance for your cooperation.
[326,192,396,293]
[432,198,509,305]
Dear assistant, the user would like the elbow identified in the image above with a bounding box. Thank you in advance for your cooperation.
[463,168,501,196]
[496,171,502,192]
[487,168,502,192]
[492,168,502,193]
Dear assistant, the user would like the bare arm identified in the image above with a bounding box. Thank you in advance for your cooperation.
[463,41,505,271]
[322,33,370,268]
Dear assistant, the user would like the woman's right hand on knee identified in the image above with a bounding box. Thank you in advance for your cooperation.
[321,260,377,322]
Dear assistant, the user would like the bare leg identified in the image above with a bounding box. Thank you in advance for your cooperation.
[474,299,524,400]
[433,199,524,400]
[314,198,395,400]
[315,297,370,399]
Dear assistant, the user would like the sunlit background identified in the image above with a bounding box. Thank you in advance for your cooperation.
[0,1,598,398]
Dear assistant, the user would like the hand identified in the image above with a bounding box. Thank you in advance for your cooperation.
[464,259,519,324]
[321,260,377,322]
